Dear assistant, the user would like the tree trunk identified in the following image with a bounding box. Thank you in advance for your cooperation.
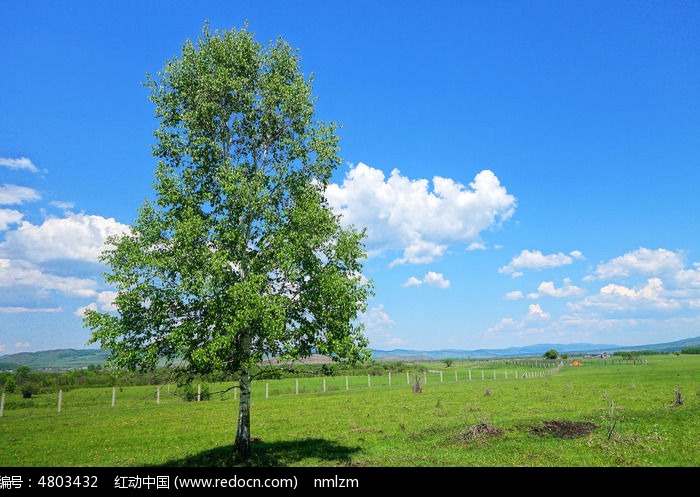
[234,365,252,462]
[234,326,253,462]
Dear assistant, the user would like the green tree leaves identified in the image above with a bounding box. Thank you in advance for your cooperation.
[83,23,373,462]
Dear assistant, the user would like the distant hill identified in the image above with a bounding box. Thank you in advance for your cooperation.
[1,336,698,370]
[370,335,700,361]
[0,348,109,371]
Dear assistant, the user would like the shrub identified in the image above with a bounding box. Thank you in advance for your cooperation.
[4,377,16,393]
[178,383,211,402]
[412,374,423,394]
[543,349,559,360]
[20,383,37,399]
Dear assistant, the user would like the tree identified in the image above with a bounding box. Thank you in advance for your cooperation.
[83,23,374,463]
[543,349,559,360]
[3,376,16,394]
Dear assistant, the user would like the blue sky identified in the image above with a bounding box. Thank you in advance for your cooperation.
[1,1,699,355]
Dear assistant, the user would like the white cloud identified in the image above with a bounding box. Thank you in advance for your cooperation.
[0,306,61,313]
[0,258,98,298]
[486,246,700,347]
[675,265,700,288]
[0,184,41,205]
[75,290,118,316]
[360,303,404,347]
[584,247,685,281]
[96,290,118,311]
[326,162,516,266]
[402,276,423,288]
[527,278,585,299]
[49,200,75,211]
[485,315,551,344]
[499,249,584,277]
[361,304,395,331]
[381,337,405,346]
[576,248,700,312]
[486,317,518,335]
[1,212,129,263]
[0,157,40,173]
[0,209,23,230]
[389,239,446,267]
[504,290,524,300]
[527,303,551,320]
[75,303,97,317]
[423,271,450,288]
[402,271,450,288]
[570,277,680,312]
[486,304,550,339]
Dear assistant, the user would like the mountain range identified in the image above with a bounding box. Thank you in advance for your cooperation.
[370,335,700,361]
[2,335,699,371]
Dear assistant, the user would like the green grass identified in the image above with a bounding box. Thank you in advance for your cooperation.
[1,355,698,467]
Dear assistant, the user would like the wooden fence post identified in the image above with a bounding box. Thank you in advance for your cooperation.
[323,378,326,393]
[296,378,299,395]
[367,374,371,388]
[157,387,160,404]
[265,382,269,399]
[0,392,4,417]
[388,372,391,386]
[197,384,201,402]
[57,389,62,413]
[345,376,349,391]
[112,387,116,407]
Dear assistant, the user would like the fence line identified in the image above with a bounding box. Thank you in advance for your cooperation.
[1,361,567,416]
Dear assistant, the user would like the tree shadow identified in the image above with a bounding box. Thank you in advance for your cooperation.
[152,438,362,467]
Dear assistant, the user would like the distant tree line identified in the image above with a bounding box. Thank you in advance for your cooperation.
[0,359,423,398]
[3,349,696,399]
[613,350,656,357]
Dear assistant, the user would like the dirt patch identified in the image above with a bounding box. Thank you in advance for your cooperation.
[529,420,598,439]
[452,422,502,446]
[349,423,375,433]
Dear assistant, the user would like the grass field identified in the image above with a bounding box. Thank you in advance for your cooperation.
[1,354,698,467]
